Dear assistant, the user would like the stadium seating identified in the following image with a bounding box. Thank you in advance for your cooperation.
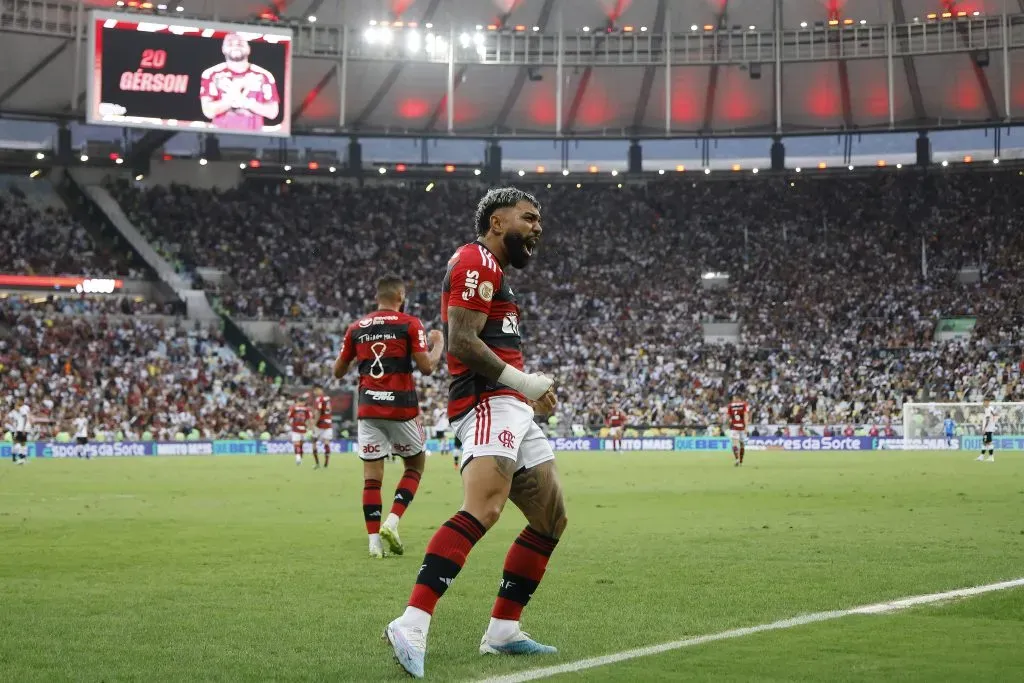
[8,172,1022,434]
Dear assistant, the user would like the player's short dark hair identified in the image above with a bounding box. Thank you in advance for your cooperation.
[377,274,405,301]
[475,187,540,236]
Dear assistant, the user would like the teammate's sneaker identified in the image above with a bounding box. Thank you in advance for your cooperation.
[380,524,404,556]
[384,618,426,678]
[479,630,558,655]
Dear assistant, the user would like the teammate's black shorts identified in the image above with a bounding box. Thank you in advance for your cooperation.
[434,430,446,440]
[76,437,88,446]
[983,431,993,446]
[14,431,27,444]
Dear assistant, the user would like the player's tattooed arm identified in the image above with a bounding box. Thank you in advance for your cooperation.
[509,460,568,540]
[447,306,508,381]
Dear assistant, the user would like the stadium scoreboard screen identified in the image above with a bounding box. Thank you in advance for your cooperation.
[87,11,293,137]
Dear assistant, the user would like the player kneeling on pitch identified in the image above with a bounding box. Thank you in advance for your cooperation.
[335,276,444,559]
[385,188,566,678]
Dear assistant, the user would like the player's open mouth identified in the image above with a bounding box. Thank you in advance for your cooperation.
[525,238,539,256]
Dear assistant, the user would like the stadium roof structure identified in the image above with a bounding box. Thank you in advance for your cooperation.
[2,0,1024,140]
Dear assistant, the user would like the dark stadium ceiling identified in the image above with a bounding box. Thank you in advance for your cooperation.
[3,0,1024,138]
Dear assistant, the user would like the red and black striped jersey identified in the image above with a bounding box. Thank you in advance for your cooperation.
[340,310,428,421]
[727,401,749,430]
[442,242,526,420]
[288,404,312,433]
[314,395,332,429]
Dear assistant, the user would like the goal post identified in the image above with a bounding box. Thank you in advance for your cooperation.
[902,402,1024,450]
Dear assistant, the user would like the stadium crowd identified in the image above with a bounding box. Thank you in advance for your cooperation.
[0,299,288,440]
[5,171,1022,437]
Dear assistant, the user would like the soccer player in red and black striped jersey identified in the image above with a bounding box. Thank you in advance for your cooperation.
[334,276,443,559]
[726,394,750,466]
[385,188,567,678]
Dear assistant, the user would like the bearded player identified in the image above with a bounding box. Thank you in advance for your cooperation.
[385,188,566,678]
[312,387,333,469]
[334,276,444,559]
[726,394,749,466]
[287,398,313,466]
[200,33,280,131]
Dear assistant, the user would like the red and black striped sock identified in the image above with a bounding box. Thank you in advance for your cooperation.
[363,478,382,535]
[408,511,487,615]
[390,469,422,518]
[739,444,745,463]
[492,526,559,621]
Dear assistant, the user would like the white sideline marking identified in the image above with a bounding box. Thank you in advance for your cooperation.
[475,578,1024,683]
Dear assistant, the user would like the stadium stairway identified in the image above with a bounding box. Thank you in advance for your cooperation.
[62,169,284,381]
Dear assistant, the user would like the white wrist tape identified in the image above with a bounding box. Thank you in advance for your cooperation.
[498,365,553,401]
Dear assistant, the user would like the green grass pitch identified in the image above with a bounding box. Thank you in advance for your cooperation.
[3,450,1024,682]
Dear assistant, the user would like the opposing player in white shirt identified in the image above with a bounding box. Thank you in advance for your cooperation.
[7,402,31,464]
[74,415,91,459]
[977,399,998,462]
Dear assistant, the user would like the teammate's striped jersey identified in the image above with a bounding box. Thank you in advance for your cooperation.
[288,404,312,433]
[727,401,749,430]
[314,395,332,429]
[340,310,428,421]
[442,242,525,420]
[983,407,999,433]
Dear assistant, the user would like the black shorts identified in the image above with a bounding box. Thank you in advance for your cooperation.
[76,437,88,445]
[434,431,446,440]
[14,432,27,444]
[983,431,993,446]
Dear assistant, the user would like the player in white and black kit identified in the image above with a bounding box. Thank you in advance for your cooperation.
[74,415,91,459]
[431,409,455,468]
[977,399,998,462]
[7,402,30,464]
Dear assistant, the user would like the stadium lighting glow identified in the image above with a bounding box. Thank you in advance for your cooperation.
[582,26,590,32]
[115,158,124,165]
[283,164,291,171]
[704,168,711,175]
[941,160,949,167]
[369,20,377,25]
[610,169,618,176]
[576,183,581,188]
[476,24,483,30]
[974,11,981,16]
[406,30,421,53]
[285,179,292,184]
[116,0,124,5]
[459,32,471,47]
[691,24,698,31]
[35,152,44,160]
[993,158,1000,164]
[308,15,317,23]
[795,167,802,172]
[964,155,973,163]
[199,158,208,166]
[800,21,807,28]
[617,183,622,188]
[308,162,319,170]
[29,170,40,178]
[135,174,144,181]
[474,169,481,176]
[426,23,433,28]
[175,5,183,11]
[562,169,569,176]
[518,170,525,176]
[80,154,89,162]
[749,25,756,30]
[658,169,665,175]
[676,165,685,172]
[157,4,167,10]
[896,163,903,169]
[536,165,545,173]
[239,163,246,169]
[329,166,336,173]
[379,167,387,174]
[860,19,867,25]
[425,182,434,192]
[640,26,647,31]
[533,26,540,31]
[752,168,759,174]
[848,164,854,170]
[444,164,455,173]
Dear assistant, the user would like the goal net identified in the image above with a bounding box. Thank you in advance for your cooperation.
[902,402,1024,449]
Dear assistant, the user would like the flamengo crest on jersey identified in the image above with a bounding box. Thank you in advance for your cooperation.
[340,310,428,421]
[442,243,526,420]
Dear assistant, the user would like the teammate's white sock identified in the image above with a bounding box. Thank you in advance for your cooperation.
[385,513,401,530]
[485,618,520,642]
[400,606,432,632]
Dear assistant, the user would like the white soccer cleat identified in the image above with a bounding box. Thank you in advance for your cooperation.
[976,455,986,461]
[986,455,996,462]
[384,618,427,678]
[369,539,385,559]
[380,523,404,556]
[480,630,558,656]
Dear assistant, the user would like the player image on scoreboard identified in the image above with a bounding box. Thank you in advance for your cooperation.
[200,33,280,132]
[87,11,292,137]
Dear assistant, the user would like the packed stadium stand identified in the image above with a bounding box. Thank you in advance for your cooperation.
[10,169,989,435]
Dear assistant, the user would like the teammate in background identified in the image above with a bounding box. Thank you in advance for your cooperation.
[605,405,626,451]
[74,414,90,459]
[978,399,998,462]
[312,387,333,469]
[334,275,444,559]
[943,414,956,447]
[7,401,30,464]
[727,395,749,466]
[385,188,565,678]
[199,33,281,132]
[287,399,313,466]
